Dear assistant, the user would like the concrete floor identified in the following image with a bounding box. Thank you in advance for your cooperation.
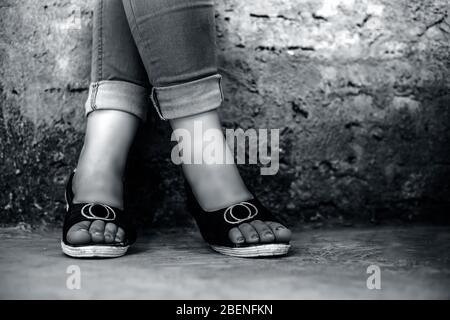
[0,225,449,299]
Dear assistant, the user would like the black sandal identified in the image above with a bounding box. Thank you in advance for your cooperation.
[185,182,291,257]
[61,171,136,258]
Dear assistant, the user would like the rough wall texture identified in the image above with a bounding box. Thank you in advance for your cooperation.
[1,0,449,229]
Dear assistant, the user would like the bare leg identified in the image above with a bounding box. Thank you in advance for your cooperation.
[170,110,252,211]
[67,110,139,245]
[170,109,292,244]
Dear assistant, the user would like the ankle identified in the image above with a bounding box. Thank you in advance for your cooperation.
[182,164,252,211]
[72,165,124,209]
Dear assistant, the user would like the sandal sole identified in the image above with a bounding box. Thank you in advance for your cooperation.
[210,243,290,258]
[61,241,129,258]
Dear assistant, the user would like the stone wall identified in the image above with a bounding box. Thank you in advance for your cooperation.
[1,0,449,229]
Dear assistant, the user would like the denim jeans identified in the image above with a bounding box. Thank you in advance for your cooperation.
[85,0,223,121]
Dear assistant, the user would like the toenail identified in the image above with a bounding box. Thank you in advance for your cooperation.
[251,234,259,239]
[276,226,286,230]
[264,232,274,237]
[237,237,244,243]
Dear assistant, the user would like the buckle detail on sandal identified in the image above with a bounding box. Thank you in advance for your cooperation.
[224,202,258,224]
[81,204,117,221]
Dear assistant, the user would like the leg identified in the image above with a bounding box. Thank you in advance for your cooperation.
[122,0,291,247]
[170,110,252,211]
[66,0,149,246]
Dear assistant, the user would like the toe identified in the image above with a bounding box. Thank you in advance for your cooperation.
[89,220,106,243]
[66,221,92,245]
[104,223,118,244]
[238,223,259,244]
[115,227,125,243]
[250,220,275,243]
[228,227,245,244]
[266,222,292,243]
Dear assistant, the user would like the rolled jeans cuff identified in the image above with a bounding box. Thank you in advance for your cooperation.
[84,80,149,121]
[150,74,223,120]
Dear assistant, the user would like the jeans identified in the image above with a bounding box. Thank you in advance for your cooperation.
[85,0,223,121]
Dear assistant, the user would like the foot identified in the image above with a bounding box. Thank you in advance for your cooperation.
[65,110,139,246]
[65,165,128,245]
[67,166,127,246]
[66,220,126,245]
[170,110,292,246]
[227,220,291,245]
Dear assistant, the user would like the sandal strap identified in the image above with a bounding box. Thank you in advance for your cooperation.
[185,182,285,247]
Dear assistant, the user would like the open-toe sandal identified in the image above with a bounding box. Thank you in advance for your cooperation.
[61,171,136,258]
[185,182,291,258]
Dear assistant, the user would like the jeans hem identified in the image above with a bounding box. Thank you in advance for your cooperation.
[84,80,149,121]
[150,74,223,120]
